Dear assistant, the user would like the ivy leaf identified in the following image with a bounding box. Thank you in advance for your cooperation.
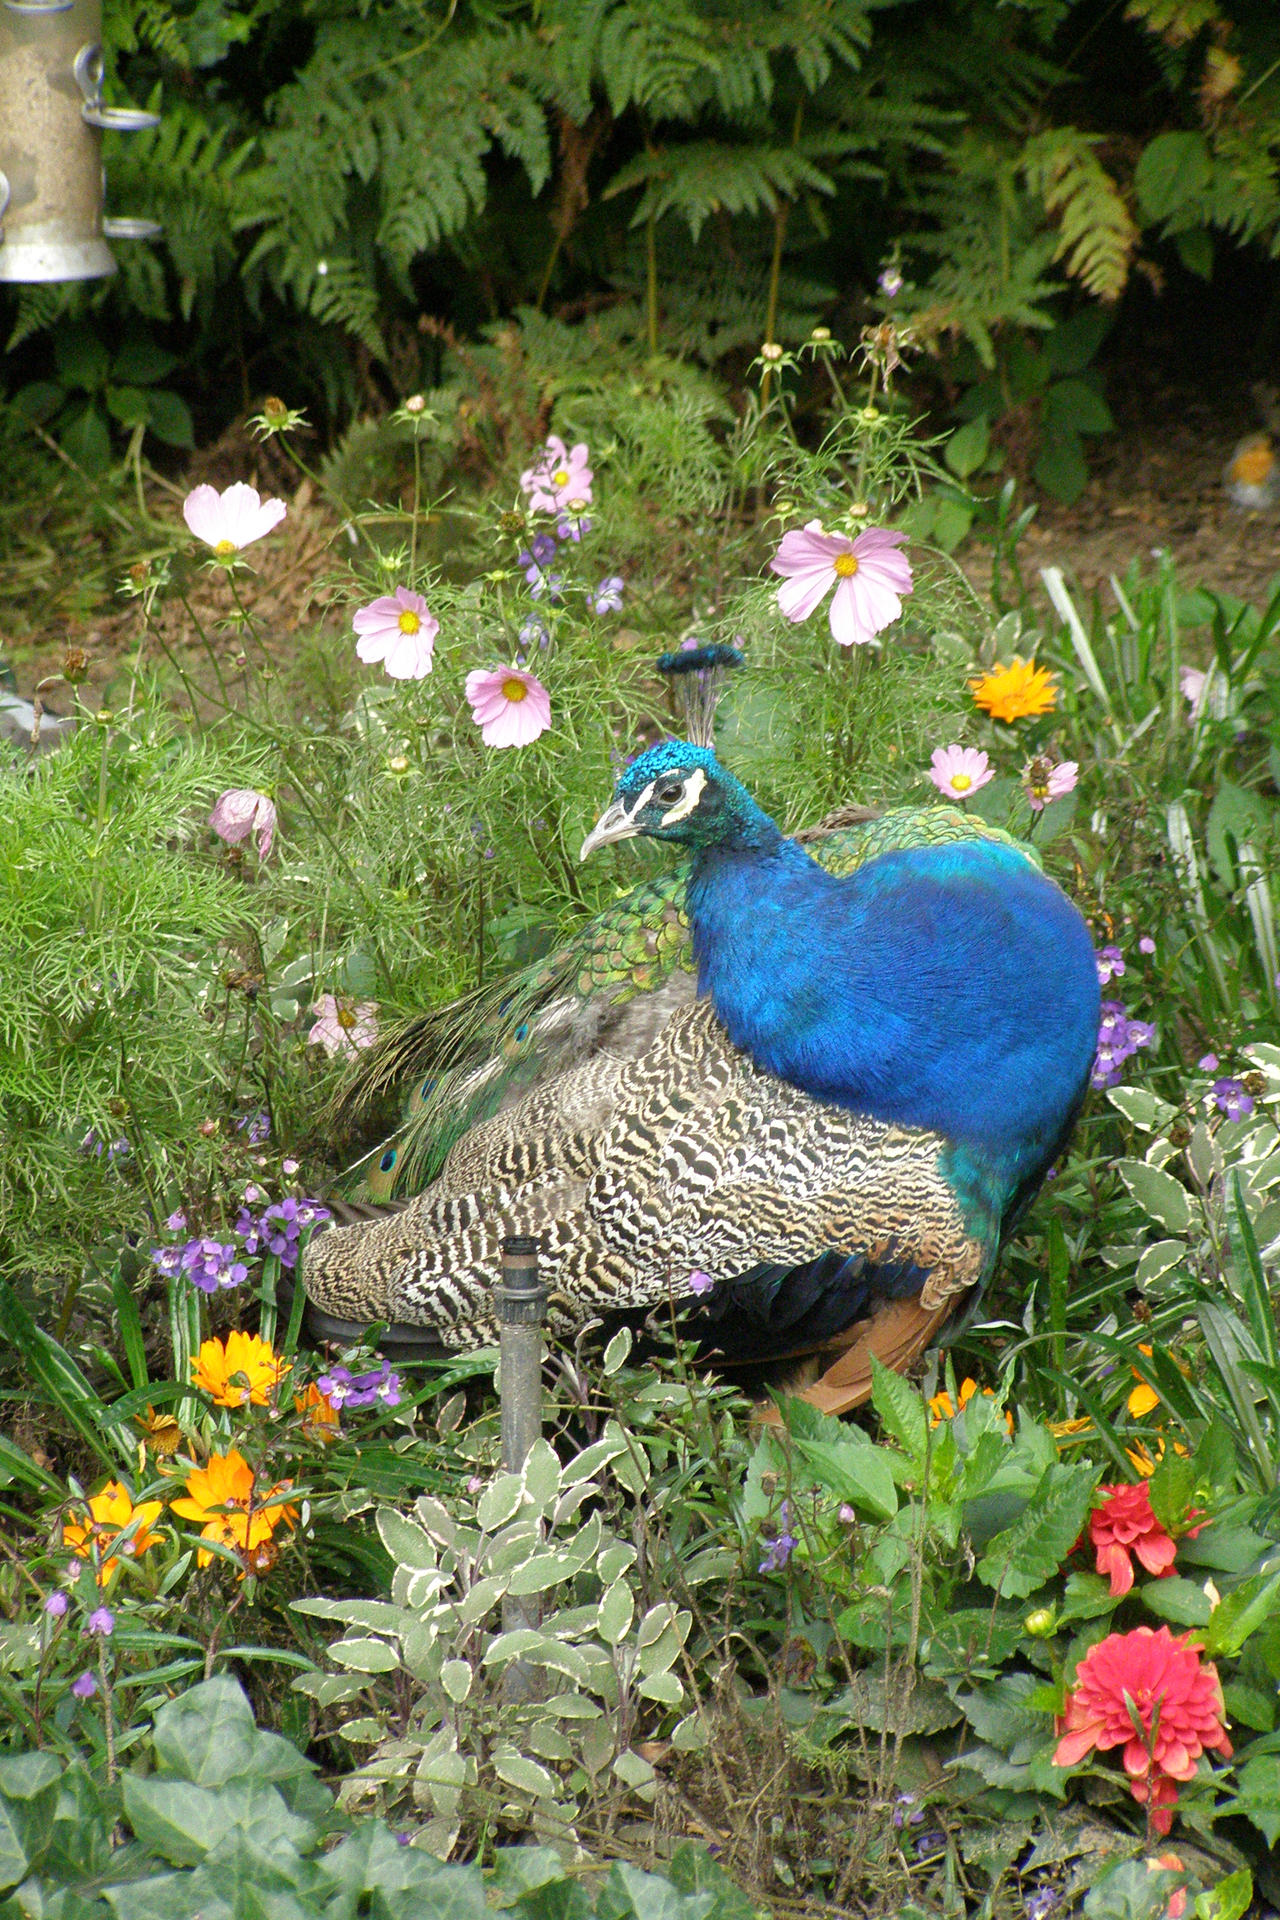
[976,1463,1097,1600]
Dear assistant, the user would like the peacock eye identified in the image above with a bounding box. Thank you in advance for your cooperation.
[655,778,685,804]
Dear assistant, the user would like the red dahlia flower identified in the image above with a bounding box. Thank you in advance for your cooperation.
[1055,1627,1231,1835]
[1089,1481,1193,1597]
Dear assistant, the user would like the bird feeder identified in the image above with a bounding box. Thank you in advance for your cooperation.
[0,0,160,283]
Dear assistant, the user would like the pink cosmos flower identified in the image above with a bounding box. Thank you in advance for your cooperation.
[352,586,438,680]
[183,483,287,555]
[210,788,277,860]
[928,745,993,801]
[307,995,378,1059]
[770,522,913,648]
[520,435,593,514]
[1179,667,1207,715]
[1022,754,1079,812]
[465,667,551,748]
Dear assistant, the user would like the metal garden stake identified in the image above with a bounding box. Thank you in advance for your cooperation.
[494,1233,547,1697]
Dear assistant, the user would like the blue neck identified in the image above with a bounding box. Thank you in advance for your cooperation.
[686,831,1099,1202]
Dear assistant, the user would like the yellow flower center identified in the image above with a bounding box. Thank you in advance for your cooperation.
[552,468,570,487]
[502,677,529,702]
[951,773,972,792]
[214,539,236,556]
[336,1006,356,1030]
[833,552,860,578]
[397,609,421,634]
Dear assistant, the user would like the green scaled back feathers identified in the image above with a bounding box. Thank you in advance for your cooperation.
[336,803,1037,1204]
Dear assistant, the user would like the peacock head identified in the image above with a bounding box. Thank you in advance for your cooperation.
[580,741,769,860]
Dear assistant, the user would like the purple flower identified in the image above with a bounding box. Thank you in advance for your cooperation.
[1025,1891,1060,1920]
[1138,936,1156,955]
[518,614,550,654]
[44,1591,69,1618]
[164,1209,188,1232]
[178,1237,249,1293]
[592,576,625,615]
[529,533,557,566]
[687,1270,715,1297]
[1211,1078,1254,1121]
[236,1111,270,1146]
[1096,945,1126,985]
[316,1360,400,1411]
[529,570,563,604]
[1198,1053,1219,1072]
[282,1157,300,1175]
[236,1198,330,1271]
[758,1503,798,1573]
[71,1671,97,1699]
[878,266,903,298]
[86,1607,114,1637]
[555,511,591,542]
[1091,1000,1155,1089]
[891,1792,923,1829]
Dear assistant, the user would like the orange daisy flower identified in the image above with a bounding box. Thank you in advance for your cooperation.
[969,657,1057,723]
[294,1381,341,1445]
[63,1479,165,1580]
[191,1330,290,1409]
[170,1447,296,1571]
[928,1377,1013,1433]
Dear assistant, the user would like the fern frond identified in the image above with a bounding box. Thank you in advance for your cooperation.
[1020,128,1138,301]
[603,140,834,238]
[1123,0,1222,45]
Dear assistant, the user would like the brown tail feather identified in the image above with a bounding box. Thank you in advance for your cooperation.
[757,1293,957,1422]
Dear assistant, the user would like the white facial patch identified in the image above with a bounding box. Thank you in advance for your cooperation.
[659,765,706,826]
[628,780,655,820]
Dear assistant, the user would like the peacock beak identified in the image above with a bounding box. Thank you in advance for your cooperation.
[579,798,640,862]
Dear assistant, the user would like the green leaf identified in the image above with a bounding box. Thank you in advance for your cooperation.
[602,1327,633,1374]
[0,1753,61,1892]
[1033,430,1088,505]
[869,1357,928,1466]
[331,1637,399,1673]
[1134,131,1211,224]
[945,416,989,480]
[105,384,152,429]
[376,1507,438,1571]
[53,326,110,392]
[1138,1576,1212,1628]
[1202,1568,1280,1659]
[1196,1869,1253,1920]
[1175,227,1214,280]
[491,1749,559,1799]
[60,403,113,474]
[113,338,178,385]
[597,1579,635,1648]
[150,1675,258,1786]
[1114,1159,1193,1234]
[1146,1445,1198,1533]
[121,1776,314,1869]
[1105,1087,1177,1131]
[976,1463,1097,1600]
[144,390,196,449]
[1225,1754,1280,1845]
[790,1435,898,1521]
[1044,377,1113,436]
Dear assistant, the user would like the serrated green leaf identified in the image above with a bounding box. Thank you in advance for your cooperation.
[870,1357,928,1466]
[976,1463,1097,1601]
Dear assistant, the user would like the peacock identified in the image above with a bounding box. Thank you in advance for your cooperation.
[301,662,1100,1415]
